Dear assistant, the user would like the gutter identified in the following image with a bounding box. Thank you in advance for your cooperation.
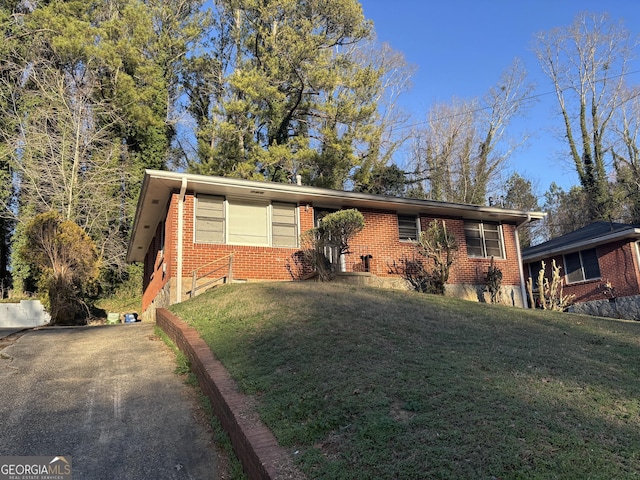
[176,177,188,303]
[515,214,533,308]
[522,228,640,262]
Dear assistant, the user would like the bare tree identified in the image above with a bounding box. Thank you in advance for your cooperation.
[0,57,133,273]
[612,85,640,222]
[410,98,475,202]
[350,40,415,192]
[534,12,637,221]
[410,60,534,205]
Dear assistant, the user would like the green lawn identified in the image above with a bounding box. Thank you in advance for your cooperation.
[169,282,640,480]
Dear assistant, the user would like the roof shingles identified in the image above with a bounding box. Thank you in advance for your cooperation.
[522,221,640,261]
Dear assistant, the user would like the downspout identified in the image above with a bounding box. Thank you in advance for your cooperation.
[515,214,532,308]
[176,177,188,303]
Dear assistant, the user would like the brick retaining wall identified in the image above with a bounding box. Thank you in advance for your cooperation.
[156,308,299,480]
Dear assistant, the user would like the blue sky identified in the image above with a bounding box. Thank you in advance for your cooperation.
[360,0,640,198]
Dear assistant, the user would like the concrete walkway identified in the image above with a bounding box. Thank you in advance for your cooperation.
[0,323,219,479]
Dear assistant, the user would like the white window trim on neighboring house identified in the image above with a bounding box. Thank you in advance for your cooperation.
[563,248,601,284]
[194,194,298,247]
[527,260,544,291]
[464,221,505,259]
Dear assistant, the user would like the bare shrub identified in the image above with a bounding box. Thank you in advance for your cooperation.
[484,257,503,304]
[526,259,575,311]
[394,220,458,295]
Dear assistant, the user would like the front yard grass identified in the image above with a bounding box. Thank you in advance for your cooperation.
[170,282,640,479]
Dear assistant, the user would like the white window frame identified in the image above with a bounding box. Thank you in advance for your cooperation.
[527,260,544,291]
[194,195,298,248]
[227,199,270,246]
[194,194,225,244]
[271,202,299,247]
[398,214,420,242]
[464,221,505,259]
[563,248,601,284]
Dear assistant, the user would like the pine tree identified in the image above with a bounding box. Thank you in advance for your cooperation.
[0,0,210,293]
[185,0,405,189]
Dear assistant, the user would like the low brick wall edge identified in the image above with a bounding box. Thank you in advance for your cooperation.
[156,308,290,480]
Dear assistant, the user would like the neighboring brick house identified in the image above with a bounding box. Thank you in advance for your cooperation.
[127,170,544,319]
[522,222,640,319]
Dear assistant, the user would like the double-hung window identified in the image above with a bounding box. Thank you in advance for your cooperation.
[564,248,600,283]
[195,195,298,247]
[271,202,298,247]
[195,195,225,243]
[464,221,504,258]
[398,215,419,241]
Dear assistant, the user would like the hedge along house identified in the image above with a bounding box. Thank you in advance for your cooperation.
[521,221,640,320]
[127,170,545,320]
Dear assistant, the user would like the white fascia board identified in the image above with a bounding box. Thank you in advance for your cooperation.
[522,228,640,262]
[127,169,546,263]
[143,169,545,221]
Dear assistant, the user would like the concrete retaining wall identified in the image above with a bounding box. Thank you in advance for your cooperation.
[0,300,50,328]
[569,295,640,321]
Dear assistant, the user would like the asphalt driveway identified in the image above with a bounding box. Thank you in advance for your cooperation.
[0,323,219,479]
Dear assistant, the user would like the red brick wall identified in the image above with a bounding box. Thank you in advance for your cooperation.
[597,241,640,297]
[341,212,521,285]
[142,219,170,311]
[142,194,525,310]
[165,193,177,281]
[424,219,522,286]
[523,241,640,304]
[174,193,310,282]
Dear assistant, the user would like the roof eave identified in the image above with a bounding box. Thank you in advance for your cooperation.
[522,228,640,262]
[127,170,546,263]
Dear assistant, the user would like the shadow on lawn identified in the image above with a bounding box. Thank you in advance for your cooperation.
[240,283,640,478]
